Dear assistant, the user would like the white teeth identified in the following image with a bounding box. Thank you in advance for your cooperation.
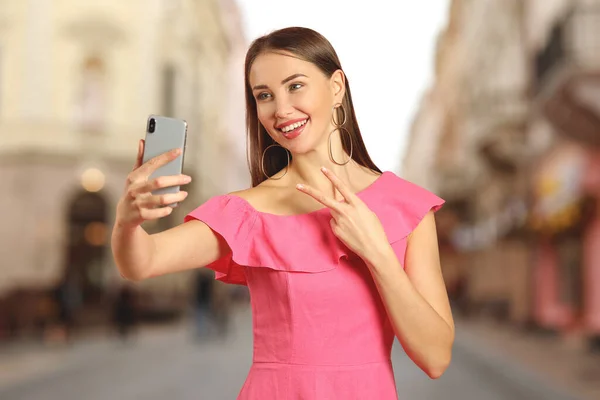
[281,119,307,133]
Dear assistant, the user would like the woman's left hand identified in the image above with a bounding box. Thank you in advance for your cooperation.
[296,167,393,266]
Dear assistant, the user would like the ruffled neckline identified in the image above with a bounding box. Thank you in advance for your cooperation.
[225,171,390,219]
[184,170,445,285]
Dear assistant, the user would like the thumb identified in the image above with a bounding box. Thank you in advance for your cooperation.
[132,139,144,171]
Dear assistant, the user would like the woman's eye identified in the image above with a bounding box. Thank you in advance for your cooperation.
[257,92,271,100]
[289,83,303,91]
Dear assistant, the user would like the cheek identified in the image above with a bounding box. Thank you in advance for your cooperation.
[257,102,276,121]
[309,106,332,132]
[297,91,330,122]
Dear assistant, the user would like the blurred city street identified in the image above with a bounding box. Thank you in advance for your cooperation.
[0,305,594,400]
[2,0,600,399]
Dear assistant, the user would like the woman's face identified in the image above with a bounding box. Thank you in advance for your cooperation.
[249,51,344,154]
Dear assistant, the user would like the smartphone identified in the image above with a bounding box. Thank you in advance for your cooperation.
[142,115,187,206]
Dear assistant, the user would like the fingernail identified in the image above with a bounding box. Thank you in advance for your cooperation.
[181,191,188,197]
[183,176,192,183]
[173,148,181,155]
[296,184,304,190]
[321,166,328,173]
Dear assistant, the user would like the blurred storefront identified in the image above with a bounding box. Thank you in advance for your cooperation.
[528,143,597,333]
[404,0,600,349]
[0,0,246,340]
[528,0,600,342]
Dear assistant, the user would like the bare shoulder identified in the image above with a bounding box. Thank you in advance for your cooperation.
[228,181,292,214]
[229,184,269,203]
[228,186,266,202]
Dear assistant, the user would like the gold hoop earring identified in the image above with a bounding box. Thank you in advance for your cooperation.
[328,127,353,166]
[258,120,289,180]
[332,103,347,127]
[261,144,290,180]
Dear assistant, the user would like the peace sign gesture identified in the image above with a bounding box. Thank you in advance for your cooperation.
[296,167,392,266]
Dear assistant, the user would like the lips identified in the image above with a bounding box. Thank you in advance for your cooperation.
[281,119,308,140]
[276,118,308,131]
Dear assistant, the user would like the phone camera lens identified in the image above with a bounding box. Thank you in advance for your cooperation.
[148,118,156,133]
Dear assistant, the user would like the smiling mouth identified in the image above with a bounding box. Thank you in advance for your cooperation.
[277,118,308,133]
[277,119,308,140]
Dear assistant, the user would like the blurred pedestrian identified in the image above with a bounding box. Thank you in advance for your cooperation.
[53,272,82,343]
[211,282,231,338]
[193,269,214,339]
[112,284,136,341]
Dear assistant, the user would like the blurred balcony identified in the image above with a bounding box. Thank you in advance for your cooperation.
[473,93,531,174]
[433,121,481,202]
[534,2,600,147]
[435,165,479,202]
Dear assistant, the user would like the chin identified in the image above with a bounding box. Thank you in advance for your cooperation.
[284,136,320,156]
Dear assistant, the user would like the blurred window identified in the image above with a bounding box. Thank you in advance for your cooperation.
[161,0,182,15]
[569,4,600,67]
[556,236,583,311]
[162,64,176,117]
[0,48,2,116]
[76,56,106,133]
[534,22,564,91]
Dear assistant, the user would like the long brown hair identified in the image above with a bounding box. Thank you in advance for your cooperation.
[244,27,381,187]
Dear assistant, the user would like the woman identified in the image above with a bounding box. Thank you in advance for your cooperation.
[112,27,454,399]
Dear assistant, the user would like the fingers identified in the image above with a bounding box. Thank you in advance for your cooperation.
[128,174,192,197]
[138,205,175,221]
[296,183,343,214]
[122,189,188,226]
[121,144,188,227]
[138,148,182,176]
[320,167,355,204]
[296,167,358,212]
[136,191,189,209]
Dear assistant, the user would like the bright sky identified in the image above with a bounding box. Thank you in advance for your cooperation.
[235,1,449,174]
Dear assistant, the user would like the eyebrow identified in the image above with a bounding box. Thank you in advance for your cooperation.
[252,73,308,91]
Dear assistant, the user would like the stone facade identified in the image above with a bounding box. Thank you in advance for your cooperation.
[0,0,246,300]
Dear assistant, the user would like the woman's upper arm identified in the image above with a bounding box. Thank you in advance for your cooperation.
[405,211,455,334]
[147,219,231,278]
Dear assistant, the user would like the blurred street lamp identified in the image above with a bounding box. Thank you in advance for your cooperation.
[81,168,105,192]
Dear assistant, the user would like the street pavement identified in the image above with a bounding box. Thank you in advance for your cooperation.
[0,306,584,400]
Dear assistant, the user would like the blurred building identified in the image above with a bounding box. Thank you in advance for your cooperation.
[216,0,252,194]
[0,0,246,337]
[526,0,600,343]
[404,0,600,349]
[404,0,531,325]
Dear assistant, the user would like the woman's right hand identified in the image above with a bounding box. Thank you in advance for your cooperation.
[115,139,192,229]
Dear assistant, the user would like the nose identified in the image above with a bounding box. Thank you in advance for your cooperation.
[275,98,293,119]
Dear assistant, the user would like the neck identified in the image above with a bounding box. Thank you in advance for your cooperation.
[288,139,356,198]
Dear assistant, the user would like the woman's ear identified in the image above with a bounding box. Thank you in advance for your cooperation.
[331,69,346,102]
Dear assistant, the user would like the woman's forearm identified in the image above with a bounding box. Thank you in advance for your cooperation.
[111,221,156,281]
[367,249,454,379]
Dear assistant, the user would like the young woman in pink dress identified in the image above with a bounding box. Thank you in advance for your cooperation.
[112,27,455,399]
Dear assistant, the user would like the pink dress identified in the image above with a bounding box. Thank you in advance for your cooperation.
[185,171,444,399]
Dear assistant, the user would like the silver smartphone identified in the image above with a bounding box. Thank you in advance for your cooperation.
[142,115,187,206]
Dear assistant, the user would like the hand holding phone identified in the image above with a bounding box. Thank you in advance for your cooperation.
[115,116,190,229]
[142,115,188,198]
